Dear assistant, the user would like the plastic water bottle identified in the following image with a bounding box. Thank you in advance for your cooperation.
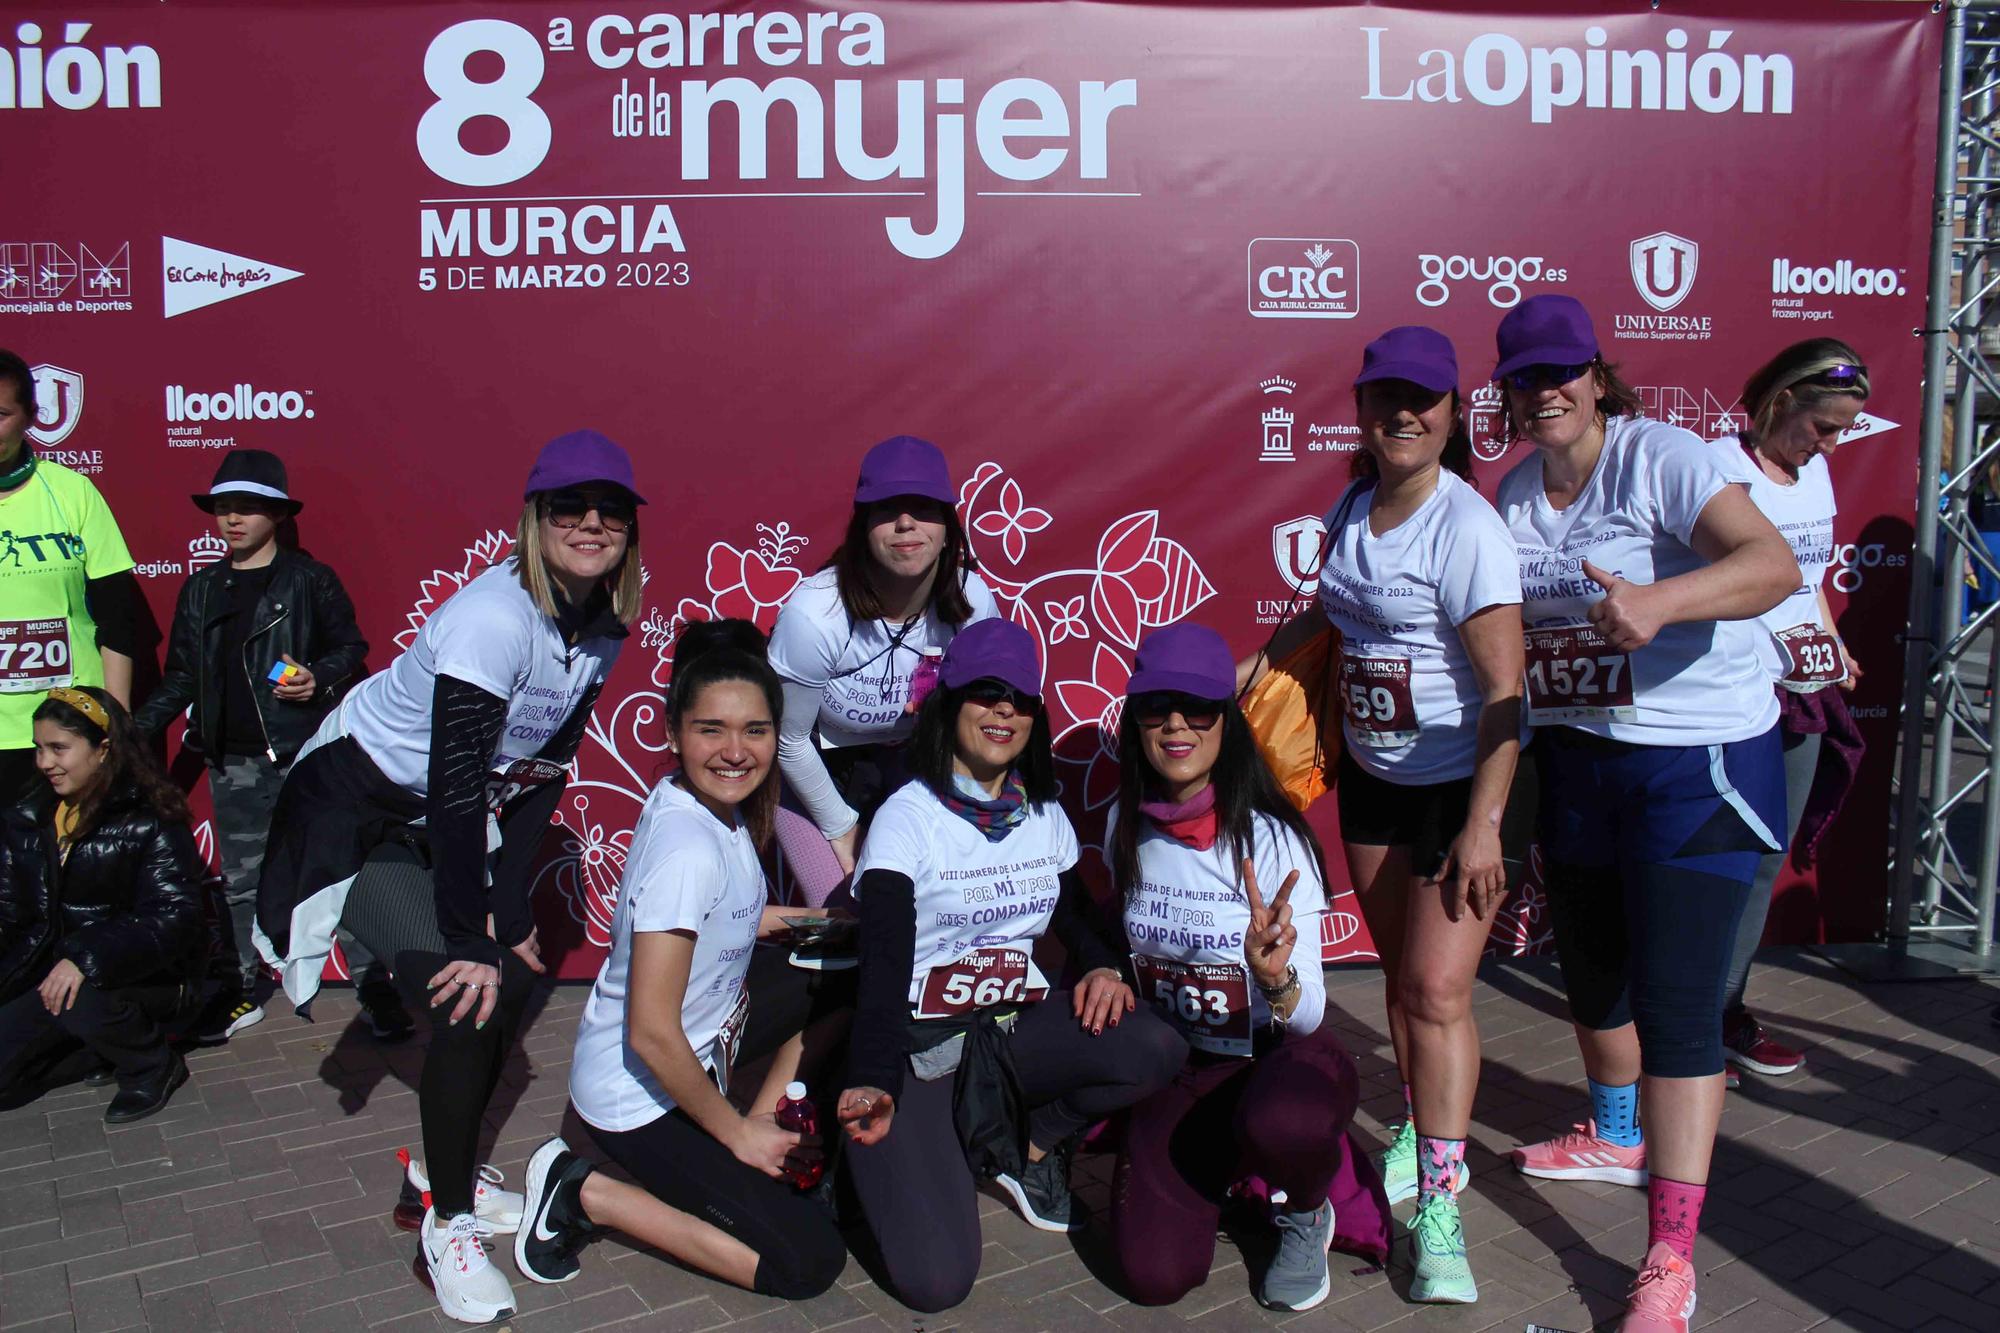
[775,1082,823,1190]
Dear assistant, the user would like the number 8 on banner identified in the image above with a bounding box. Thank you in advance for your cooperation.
[418,20,552,187]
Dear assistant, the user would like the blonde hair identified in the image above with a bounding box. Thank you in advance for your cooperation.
[513,501,644,628]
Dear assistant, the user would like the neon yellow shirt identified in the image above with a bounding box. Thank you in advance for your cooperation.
[0,462,134,750]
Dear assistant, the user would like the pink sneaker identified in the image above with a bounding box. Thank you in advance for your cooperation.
[1510,1119,1648,1186]
[1620,1242,1696,1331]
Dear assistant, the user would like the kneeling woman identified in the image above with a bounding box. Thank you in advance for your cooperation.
[512,621,848,1300]
[837,619,1186,1313]
[1109,625,1390,1313]
[0,688,207,1123]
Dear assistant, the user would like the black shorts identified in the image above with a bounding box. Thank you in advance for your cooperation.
[1335,749,1471,879]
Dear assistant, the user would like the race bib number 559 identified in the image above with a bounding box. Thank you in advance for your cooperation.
[915,947,1048,1018]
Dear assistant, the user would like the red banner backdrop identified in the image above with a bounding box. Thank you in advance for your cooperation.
[6,1,1939,976]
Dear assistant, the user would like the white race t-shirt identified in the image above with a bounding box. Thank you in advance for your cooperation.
[854,778,1078,1013]
[1114,807,1328,1049]
[1496,416,1778,745]
[332,563,620,794]
[767,568,1001,748]
[1709,437,1840,688]
[1318,470,1521,784]
[569,779,766,1133]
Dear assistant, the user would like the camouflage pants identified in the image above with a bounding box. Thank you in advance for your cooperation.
[212,754,384,996]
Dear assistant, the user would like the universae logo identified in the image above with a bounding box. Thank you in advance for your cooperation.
[1630,231,1698,313]
[25,363,82,447]
[1248,238,1359,320]
[1271,515,1326,597]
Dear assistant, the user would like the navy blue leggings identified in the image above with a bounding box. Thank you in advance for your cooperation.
[1536,727,1782,1078]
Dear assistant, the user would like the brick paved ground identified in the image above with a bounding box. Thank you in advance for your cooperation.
[3,951,1996,1333]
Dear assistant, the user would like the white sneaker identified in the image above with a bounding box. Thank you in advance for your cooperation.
[396,1149,525,1234]
[419,1207,516,1324]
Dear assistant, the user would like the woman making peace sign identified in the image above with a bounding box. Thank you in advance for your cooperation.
[1106,625,1389,1313]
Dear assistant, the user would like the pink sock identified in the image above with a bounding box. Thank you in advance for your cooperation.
[1402,1084,1413,1122]
[1647,1176,1706,1262]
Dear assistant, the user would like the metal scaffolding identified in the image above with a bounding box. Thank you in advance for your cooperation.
[1880,0,2000,977]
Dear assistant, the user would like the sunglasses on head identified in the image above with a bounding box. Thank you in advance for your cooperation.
[1502,362,1593,393]
[1812,363,1866,388]
[1132,692,1222,732]
[962,679,1042,716]
[542,489,636,532]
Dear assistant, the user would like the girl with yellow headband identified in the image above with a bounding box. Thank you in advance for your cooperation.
[0,685,207,1124]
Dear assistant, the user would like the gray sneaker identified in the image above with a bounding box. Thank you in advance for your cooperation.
[1259,1201,1335,1311]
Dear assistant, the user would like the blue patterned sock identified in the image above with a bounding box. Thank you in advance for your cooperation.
[1588,1078,1643,1147]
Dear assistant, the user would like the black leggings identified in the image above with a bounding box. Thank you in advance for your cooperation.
[341,842,537,1217]
[592,1106,845,1299]
[845,994,1186,1312]
[581,942,853,1300]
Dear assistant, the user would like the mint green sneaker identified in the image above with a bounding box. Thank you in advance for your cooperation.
[1408,1194,1478,1304]
[1376,1121,1418,1204]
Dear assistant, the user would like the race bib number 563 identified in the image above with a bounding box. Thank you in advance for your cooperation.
[1132,955,1253,1056]
[915,947,1048,1018]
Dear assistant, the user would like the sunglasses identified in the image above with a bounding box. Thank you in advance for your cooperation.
[542,489,636,532]
[1132,692,1222,732]
[962,680,1042,716]
[1812,363,1867,388]
[1502,362,1593,393]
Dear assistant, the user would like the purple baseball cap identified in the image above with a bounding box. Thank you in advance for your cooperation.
[939,618,1042,697]
[1493,294,1600,381]
[1354,325,1458,394]
[855,435,955,506]
[1127,623,1235,702]
[523,429,647,504]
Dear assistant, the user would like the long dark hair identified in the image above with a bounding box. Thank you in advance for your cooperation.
[667,619,783,849]
[1738,337,1870,445]
[904,682,1058,806]
[1498,354,1647,443]
[32,687,189,841]
[825,502,979,626]
[1350,387,1475,483]
[1110,698,1329,905]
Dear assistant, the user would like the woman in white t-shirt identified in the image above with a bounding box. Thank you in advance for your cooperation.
[767,435,999,903]
[1490,297,1799,1333]
[1246,326,1521,1305]
[254,431,643,1325]
[508,620,848,1302]
[834,618,1184,1313]
[1106,623,1390,1314]
[1707,341,1870,1087]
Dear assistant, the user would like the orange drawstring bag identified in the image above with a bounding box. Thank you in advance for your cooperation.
[1239,625,1341,813]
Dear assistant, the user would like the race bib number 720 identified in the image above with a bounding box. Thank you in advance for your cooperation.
[0,619,72,694]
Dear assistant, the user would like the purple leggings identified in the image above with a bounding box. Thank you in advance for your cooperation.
[1111,1022,1388,1306]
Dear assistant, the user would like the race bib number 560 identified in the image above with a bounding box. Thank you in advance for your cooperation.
[915,947,1048,1018]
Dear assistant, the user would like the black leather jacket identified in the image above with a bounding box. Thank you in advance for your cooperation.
[0,789,209,1003]
[134,548,367,764]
